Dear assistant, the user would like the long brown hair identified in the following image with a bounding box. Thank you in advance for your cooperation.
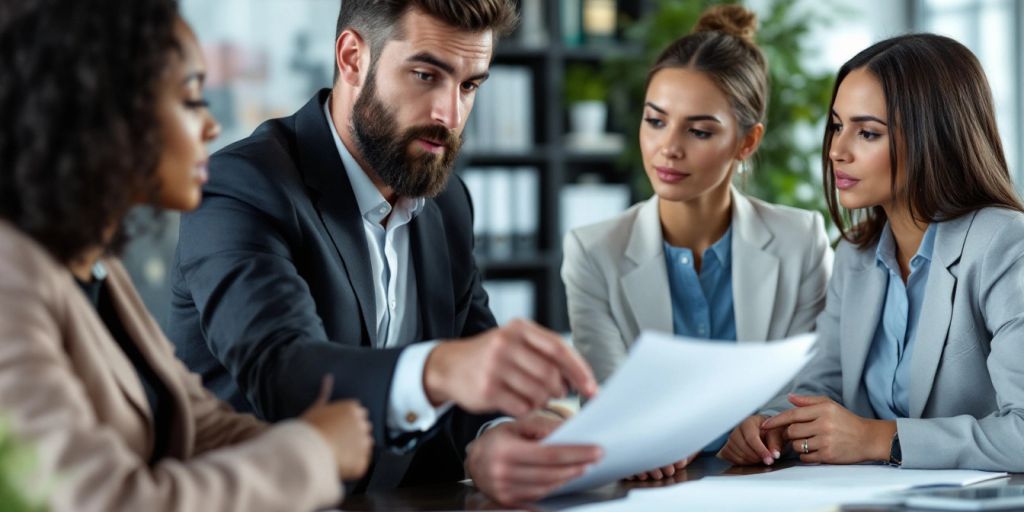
[823,33,1023,248]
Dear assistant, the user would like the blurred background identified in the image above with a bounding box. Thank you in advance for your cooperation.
[125,0,1024,333]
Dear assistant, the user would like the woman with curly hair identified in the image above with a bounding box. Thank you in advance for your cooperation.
[0,1,372,510]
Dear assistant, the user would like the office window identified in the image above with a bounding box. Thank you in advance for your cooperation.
[916,0,1024,185]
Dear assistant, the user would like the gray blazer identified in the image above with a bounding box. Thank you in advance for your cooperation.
[765,208,1024,472]
[562,189,833,383]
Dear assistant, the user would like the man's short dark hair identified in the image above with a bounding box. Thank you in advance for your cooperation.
[333,0,519,82]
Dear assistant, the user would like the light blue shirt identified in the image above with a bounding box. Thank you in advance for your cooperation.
[864,223,937,419]
[663,226,736,453]
[663,227,737,341]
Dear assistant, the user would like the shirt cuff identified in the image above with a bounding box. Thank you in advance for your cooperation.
[386,341,453,434]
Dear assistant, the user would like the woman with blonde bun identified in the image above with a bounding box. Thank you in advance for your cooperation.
[562,4,832,480]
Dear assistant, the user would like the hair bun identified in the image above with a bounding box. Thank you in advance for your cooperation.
[693,5,758,44]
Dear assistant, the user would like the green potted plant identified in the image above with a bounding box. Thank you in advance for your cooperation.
[564,63,611,149]
[0,421,44,512]
[603,0,837,217]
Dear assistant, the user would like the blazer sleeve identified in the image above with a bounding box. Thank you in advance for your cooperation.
[897,229,1024,471]
[562,229,630,384]
[761,240,847,415]
[175,150,404,440]
[0,276,340,512]
[784,212,834,336]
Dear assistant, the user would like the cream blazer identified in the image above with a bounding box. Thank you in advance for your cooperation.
[562,189,833,383]
[0,221,341,512]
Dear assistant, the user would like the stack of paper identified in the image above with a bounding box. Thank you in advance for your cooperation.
[566,465,1007,512]
[542,331,817,494]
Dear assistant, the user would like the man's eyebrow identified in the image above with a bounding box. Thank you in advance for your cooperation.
[408,52,454,75]
[407,52,489,83]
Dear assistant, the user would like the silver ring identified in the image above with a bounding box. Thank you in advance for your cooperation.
[802,439,809,454]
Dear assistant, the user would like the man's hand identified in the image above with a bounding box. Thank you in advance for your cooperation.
[466,411,602,505]
[718,414,785,466]
[424,319,598,417]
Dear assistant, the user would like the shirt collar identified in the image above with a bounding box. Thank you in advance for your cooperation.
[707,225,733,268]
[875,221,936,273]
[322,97,424,223]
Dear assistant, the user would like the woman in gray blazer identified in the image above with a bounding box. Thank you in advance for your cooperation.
[722,34,1024,472]
[561,5,833,479]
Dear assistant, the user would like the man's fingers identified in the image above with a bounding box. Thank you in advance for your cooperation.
[506,344,567,399]
[492,384,536,418]
[503,462,588,485]
[508,443,603,466]
[500,368,554,410]
[516,323,597,397]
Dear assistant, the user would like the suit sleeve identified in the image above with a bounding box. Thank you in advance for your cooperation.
[0,273,340,512]
[898,225,1024,471]
[175,149,403,444]
[561,230,630,385]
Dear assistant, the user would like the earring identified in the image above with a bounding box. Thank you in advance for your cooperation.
[738,160,748,174]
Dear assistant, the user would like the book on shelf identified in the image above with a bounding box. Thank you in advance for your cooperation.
[559,180,631,240]
[464,65,534,152]
[483,279,536,324]
[460,166,540,259]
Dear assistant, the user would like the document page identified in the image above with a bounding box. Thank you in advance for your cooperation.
[543,331,816,495]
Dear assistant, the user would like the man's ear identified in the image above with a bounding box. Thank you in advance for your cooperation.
[336,29,369,87]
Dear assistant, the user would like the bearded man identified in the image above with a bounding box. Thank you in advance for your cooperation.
[167,0,600,503]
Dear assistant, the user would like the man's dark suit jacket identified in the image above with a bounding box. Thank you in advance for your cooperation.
[167,89,499,490]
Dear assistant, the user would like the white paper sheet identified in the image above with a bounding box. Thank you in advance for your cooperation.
[567,465,1008,512]
[542,331,816,495]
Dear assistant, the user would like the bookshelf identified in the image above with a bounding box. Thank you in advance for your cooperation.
[459,0,648,332]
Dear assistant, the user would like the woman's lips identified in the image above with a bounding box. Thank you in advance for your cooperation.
[655,166,690,184]
[835,170,860,190]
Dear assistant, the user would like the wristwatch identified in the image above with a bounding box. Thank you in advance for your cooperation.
[888,431,902,466]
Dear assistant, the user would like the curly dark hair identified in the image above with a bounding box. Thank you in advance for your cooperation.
[0,0,180,263]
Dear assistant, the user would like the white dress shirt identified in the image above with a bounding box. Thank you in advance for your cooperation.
[323,99,452,435]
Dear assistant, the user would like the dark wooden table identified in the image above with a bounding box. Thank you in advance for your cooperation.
[338,457,1024,511]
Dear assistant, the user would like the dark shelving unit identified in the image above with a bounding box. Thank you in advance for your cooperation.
[459,1,649,332]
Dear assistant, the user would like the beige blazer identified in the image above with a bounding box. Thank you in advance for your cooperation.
[0,221,341,512]
[562,189,833,383]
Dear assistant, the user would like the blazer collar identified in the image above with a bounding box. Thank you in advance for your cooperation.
[907,211,975,416]
[296,89,378,346]
[98,259,194,458]
[841,211,976,418]
[410,201,454,340]
[730,190,781,341]
[621,196,673,335]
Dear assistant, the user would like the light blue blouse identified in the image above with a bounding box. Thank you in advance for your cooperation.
[864,223,937,419]
[663,226,736,453]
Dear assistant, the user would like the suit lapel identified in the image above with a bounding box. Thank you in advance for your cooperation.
[296,90,378,347]
[908,213,972,417]
[103,260,193,457]
[621,198,673,336]
[730,191,780,342]
[841,258,887,413]
[411,201,454,339]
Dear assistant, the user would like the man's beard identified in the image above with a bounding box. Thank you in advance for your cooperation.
[350,73,462,198]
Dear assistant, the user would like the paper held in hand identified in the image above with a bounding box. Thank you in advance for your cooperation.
[542,331,817,495]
